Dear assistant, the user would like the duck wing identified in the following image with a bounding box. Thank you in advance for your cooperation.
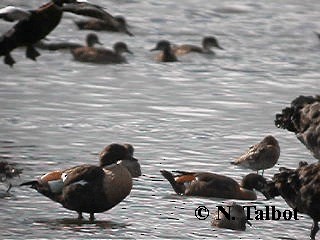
[0,6,31,22]
[62,164,104,186]
[62,2,119,26]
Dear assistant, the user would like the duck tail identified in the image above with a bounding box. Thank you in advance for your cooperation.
[160,170,185,195]
[20,180,39,188]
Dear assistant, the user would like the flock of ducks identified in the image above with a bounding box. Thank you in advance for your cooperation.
[0,0,319,239]
[0,0,223,66]
[0,95,319,239]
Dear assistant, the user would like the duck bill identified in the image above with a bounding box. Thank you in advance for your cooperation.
[217,44,224,50]
[127,49,133,54]
[150,47,158,51]
[246,219,252,226]
[125,29,134,37]
[131,157,139,162]
[259,181,277,200]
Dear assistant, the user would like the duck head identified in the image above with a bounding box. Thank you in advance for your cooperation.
[150,40,171,51]
[115,16,134,36]
[203,36,224,50]
[99,143,138,167]
[113,42,133,54]
[99,143,129,167]
[240,173,271,199]
[86,33,102,47]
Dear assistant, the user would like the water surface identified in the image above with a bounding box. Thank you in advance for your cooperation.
[0,0,319,239]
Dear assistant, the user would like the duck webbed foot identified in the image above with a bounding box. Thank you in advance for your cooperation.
[4,54,15,67]
[26,46,40,61]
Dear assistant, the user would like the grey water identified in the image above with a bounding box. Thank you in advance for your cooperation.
[0,0,319,239]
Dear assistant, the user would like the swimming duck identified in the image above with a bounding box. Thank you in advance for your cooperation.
[62,1,133,36]
[231,135,280,175]
[99,143,141,178]
[20,143,134,221]
[150,40,178,62]
[160,170,269,200]
[0,161,22,192]
[35,33,101,51]
[74,16,133,36]
[172,36,223,56]
[264,161,320,240]
[211,202,251,231]
[0,0,65,66]
[275,95,320,161]
[71,41,132,64]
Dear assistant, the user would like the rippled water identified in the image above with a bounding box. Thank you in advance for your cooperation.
[0,0,319,239]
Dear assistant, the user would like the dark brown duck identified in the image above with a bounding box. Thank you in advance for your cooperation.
[264,161,320,240]
[0,0,65,66]
[172,36,224,56]
[20,143,134,221]
[160,170,269,200]
[63,2,133,36]
[74,16,133,36]
[71,41,132,64]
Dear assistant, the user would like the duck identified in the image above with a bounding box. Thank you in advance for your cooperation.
[71,41,132,64]
[35,33,101,51]
[74,16,133,36]
[275,95,320,161]
[0,161,22,192]
[264,161,320,240]
[160,170,269,200]
[211,202,251,231]
[231,135,280,176]
[62,2,133,36]
[20,143,134,221]
[99,143,141,178]
[150,40,178,62]
[172,36,223,56]
[0,0,66,66]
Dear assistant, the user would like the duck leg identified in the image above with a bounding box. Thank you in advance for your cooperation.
[89,213,95,222]
[26,45,40,61]
[4,54,15,67]
[310,219,319,240]
[77,212,83,220]
[6,183,12,193]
